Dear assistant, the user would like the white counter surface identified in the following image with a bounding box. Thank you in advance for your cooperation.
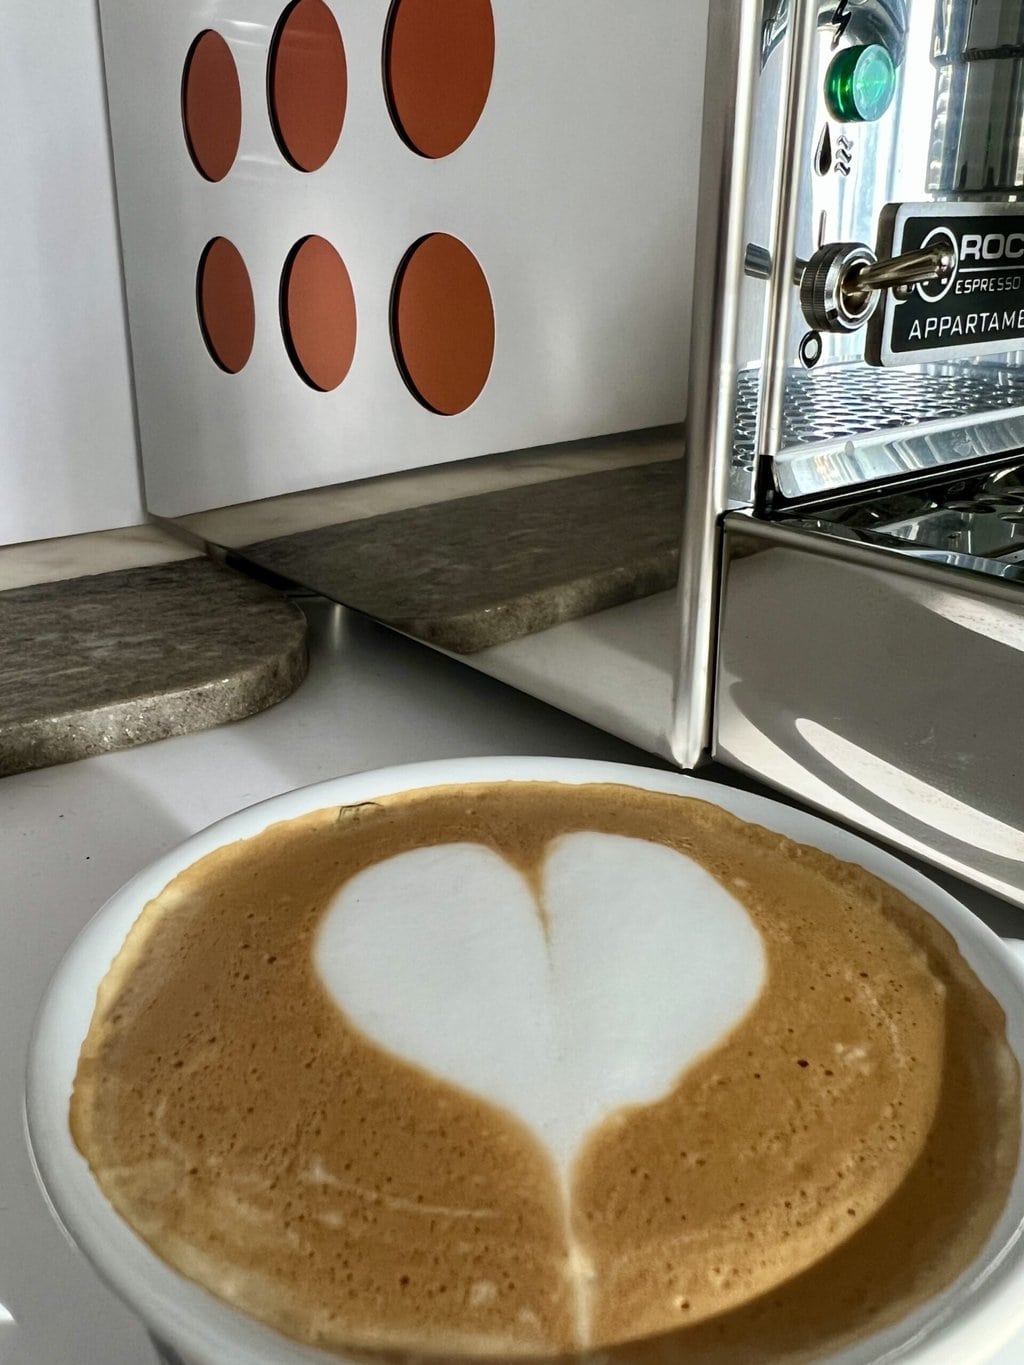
[3,598,1023,1365]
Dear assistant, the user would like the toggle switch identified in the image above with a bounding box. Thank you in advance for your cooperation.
[799,241,953,334]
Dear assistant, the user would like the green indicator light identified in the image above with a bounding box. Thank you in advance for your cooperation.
[825,44,896,123]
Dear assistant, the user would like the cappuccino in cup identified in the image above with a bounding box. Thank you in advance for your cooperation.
[70,781,1021,1361]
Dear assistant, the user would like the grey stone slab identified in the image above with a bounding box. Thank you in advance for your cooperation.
[0,558,307,776]
[239,460,683,653]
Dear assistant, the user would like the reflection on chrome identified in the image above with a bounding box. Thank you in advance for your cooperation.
[913,588,1024,654]
[795,719,1024,863]
[0,1300,14,1324]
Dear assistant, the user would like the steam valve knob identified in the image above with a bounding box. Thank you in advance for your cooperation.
[799,242,954,334]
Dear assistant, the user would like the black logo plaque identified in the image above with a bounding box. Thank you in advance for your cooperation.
[867,202,1024,366]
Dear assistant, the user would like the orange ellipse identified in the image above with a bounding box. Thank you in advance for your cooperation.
[181,31,242,182]
[197,238,255,374]
[385,0,494,158]
[269,0,348,172]
[392,234,494,415]
[281,236,357,391]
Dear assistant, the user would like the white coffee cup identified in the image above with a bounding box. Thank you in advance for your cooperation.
[24,757,1024,1365]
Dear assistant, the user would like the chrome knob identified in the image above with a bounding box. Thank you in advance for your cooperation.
[799,242,879,333]
[799,241,954,334]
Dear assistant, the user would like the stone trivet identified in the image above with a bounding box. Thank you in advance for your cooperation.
[0,557,307,777]
[238,460,683,653]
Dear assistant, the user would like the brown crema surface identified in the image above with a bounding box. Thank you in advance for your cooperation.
[71,783,1021,1361]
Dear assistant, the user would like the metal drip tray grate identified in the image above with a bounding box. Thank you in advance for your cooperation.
[731,365,1024,500]
[734,365,1024,453]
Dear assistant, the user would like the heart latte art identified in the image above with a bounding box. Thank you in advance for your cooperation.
[316,834,765,1178]
[71,782,1020,1362]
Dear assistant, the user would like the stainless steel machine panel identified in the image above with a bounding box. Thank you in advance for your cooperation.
[738,0,1024,506]
[715,511,1024,905]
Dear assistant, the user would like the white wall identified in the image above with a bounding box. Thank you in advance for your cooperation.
[0,0,143,546]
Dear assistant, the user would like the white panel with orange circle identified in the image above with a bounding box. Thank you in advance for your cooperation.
[97,0,707,518]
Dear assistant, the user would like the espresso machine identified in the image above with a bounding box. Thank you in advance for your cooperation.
[96,0,1024,904]
[707,0,1024,909]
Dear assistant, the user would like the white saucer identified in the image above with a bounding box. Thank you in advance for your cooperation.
[24,758,1024,1365]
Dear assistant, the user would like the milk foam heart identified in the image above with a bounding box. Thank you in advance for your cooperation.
[314,832,766,1175]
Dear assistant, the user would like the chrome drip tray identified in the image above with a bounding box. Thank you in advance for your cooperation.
[876,504,1024,562]
[780,460,1024,577]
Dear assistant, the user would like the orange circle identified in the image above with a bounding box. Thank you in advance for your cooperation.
[181,31,242,182]
[385,0,494,158]
[392,234,494,415]
[281,236,357,391]
[269,0,347,172]
[197,238,255,374]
